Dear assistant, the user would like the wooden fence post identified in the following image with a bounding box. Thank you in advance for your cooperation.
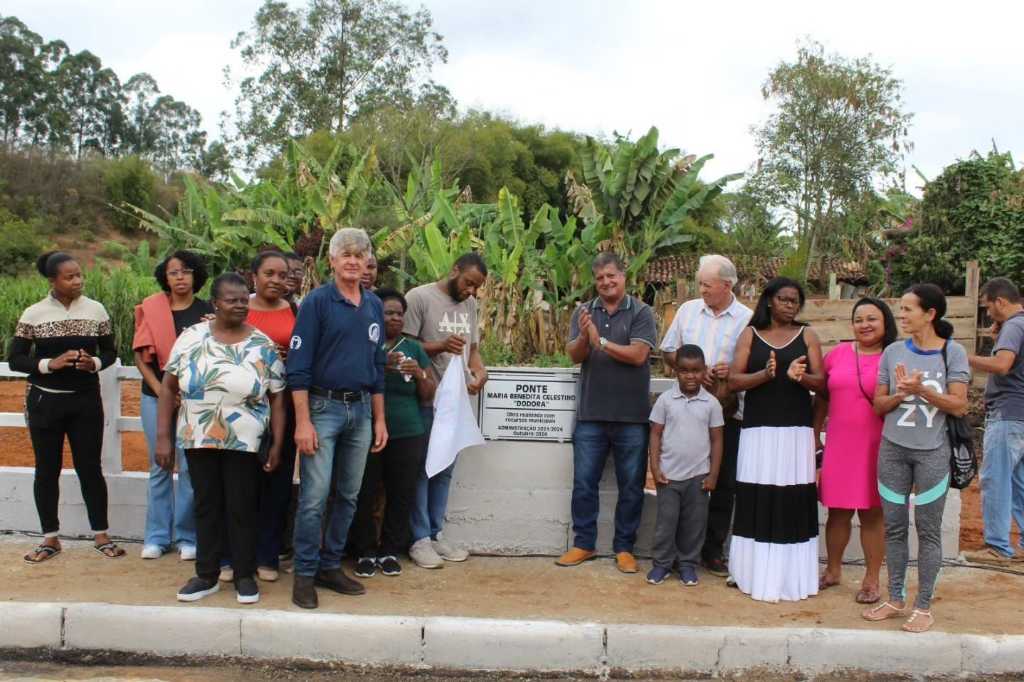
[966,260,980,356]
[99,360,123,474]
[828,273,839,300]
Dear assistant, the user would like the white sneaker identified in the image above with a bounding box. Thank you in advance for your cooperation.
[178,545,197,561]
[409,537,443,569]
[219,566,234,583]
[432,533,469,562]
[140,544,163,560]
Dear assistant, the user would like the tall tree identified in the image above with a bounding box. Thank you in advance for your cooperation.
[0,16,44,147]
[226,0,449,165]
[49,50,122,157]
[747,40,912,277]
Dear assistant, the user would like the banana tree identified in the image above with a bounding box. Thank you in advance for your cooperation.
[570,126,742,289]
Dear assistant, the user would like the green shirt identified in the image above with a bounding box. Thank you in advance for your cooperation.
[384,336,430,439]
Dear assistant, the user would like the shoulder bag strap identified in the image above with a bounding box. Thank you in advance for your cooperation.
[853,343,874,404]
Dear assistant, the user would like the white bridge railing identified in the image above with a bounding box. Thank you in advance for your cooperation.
[0,361,142,474]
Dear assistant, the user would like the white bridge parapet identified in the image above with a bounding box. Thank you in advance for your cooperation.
[0,364,960,559]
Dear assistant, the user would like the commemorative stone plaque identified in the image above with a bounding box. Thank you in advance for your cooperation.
[479,369,578,442]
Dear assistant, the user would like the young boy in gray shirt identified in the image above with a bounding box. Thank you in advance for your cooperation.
[647,344,724,586]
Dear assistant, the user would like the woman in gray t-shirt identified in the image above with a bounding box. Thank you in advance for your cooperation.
[863,284,970,633]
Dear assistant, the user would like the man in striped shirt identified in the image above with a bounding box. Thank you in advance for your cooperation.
[659,254,751,578]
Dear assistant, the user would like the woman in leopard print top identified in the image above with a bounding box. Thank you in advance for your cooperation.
[8,251,124,563]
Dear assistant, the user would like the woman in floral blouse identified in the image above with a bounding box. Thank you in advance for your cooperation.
[156,273,286,605]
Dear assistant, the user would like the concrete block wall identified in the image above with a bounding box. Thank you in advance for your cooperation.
[441,443,962,560]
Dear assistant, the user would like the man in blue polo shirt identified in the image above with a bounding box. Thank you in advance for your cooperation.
[287,227,388,609]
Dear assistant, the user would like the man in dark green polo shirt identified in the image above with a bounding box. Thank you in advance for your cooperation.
[557,252,657,574]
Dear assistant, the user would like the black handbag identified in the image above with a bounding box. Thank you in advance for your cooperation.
[256,432,272,467]
[941,342,977,489]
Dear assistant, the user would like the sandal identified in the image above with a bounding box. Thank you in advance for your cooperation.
[94,542,126,559]
[862,600,906,621]
[24,544,61,565]
[855,586,881,604]
[901,609,934,633]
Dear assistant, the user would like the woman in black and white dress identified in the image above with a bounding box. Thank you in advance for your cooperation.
[727,277,825,602]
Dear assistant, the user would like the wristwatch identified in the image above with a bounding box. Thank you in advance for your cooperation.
[599,337,608,349]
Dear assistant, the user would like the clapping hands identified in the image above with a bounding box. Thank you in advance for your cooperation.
[787,355,808,383]
[894,363,924,397]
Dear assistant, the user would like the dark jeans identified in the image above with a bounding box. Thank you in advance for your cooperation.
[26,386,108,535]
[351,433,427,557]
[186,449,260,583]
[256,443,296,569]
[702,417,740,562]
[653,475,710,570]
[571,420,649,553]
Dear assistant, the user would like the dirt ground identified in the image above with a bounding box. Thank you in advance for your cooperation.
[1,535,1023,635]
[2,378,1016,553]
[0,379,148,472]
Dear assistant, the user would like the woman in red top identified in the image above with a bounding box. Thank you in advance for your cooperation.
[247,251,297,581]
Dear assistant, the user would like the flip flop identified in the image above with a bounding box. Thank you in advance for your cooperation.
[24,545,61,565]
[94,542,126,559]
[855,587,881,604]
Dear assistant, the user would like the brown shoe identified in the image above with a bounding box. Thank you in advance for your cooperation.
[555,547,596,567]
[615,551,638,574]
[963,547,1013,565]
[292,575,318,609]
[315,567,366,595]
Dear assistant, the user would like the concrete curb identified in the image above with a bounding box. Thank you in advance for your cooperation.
[1,601,1021,676]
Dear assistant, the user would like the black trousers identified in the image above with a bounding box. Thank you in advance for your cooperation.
[26,385,108,535]
[350,434,427,558]
[185,449,260,582]
[702,417,741,562]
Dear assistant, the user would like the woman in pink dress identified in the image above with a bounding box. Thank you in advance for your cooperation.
[813,297,897,604]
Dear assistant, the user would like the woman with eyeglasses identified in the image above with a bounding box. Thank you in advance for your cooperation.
[133,250,212,561]
[727,277,825,602]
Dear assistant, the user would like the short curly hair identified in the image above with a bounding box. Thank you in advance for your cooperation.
[154,250,209,293]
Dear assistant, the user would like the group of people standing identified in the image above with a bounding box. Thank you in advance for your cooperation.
[12,228,488,610]
[558,252,1012,634]
[12,238,1022,634]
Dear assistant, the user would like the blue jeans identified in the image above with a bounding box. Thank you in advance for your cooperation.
[141,393,195,550]
[293,395,372,577]
[571,420,649,553]
[981,417,1024,557]
[410,406,456,543]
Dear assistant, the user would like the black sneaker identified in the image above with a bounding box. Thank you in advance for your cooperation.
[176,577,219,602]
[235,576,260,604]
[701,556,729,577]
[379,555,401,576]
[355,557,377,578]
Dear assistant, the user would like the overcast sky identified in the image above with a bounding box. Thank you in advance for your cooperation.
[9,1,1023,190]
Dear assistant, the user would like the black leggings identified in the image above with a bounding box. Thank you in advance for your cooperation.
[26,385,108,535]
[350,434,427,558]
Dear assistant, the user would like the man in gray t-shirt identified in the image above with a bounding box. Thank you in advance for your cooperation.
[876,339,971,451]
[401,253,489,569]
[966,278,1024,562]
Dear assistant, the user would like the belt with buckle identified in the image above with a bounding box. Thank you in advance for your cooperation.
[309,386,365,403]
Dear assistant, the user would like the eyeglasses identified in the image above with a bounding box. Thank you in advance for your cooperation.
[773,295,801,307]
[167,269,194,278]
